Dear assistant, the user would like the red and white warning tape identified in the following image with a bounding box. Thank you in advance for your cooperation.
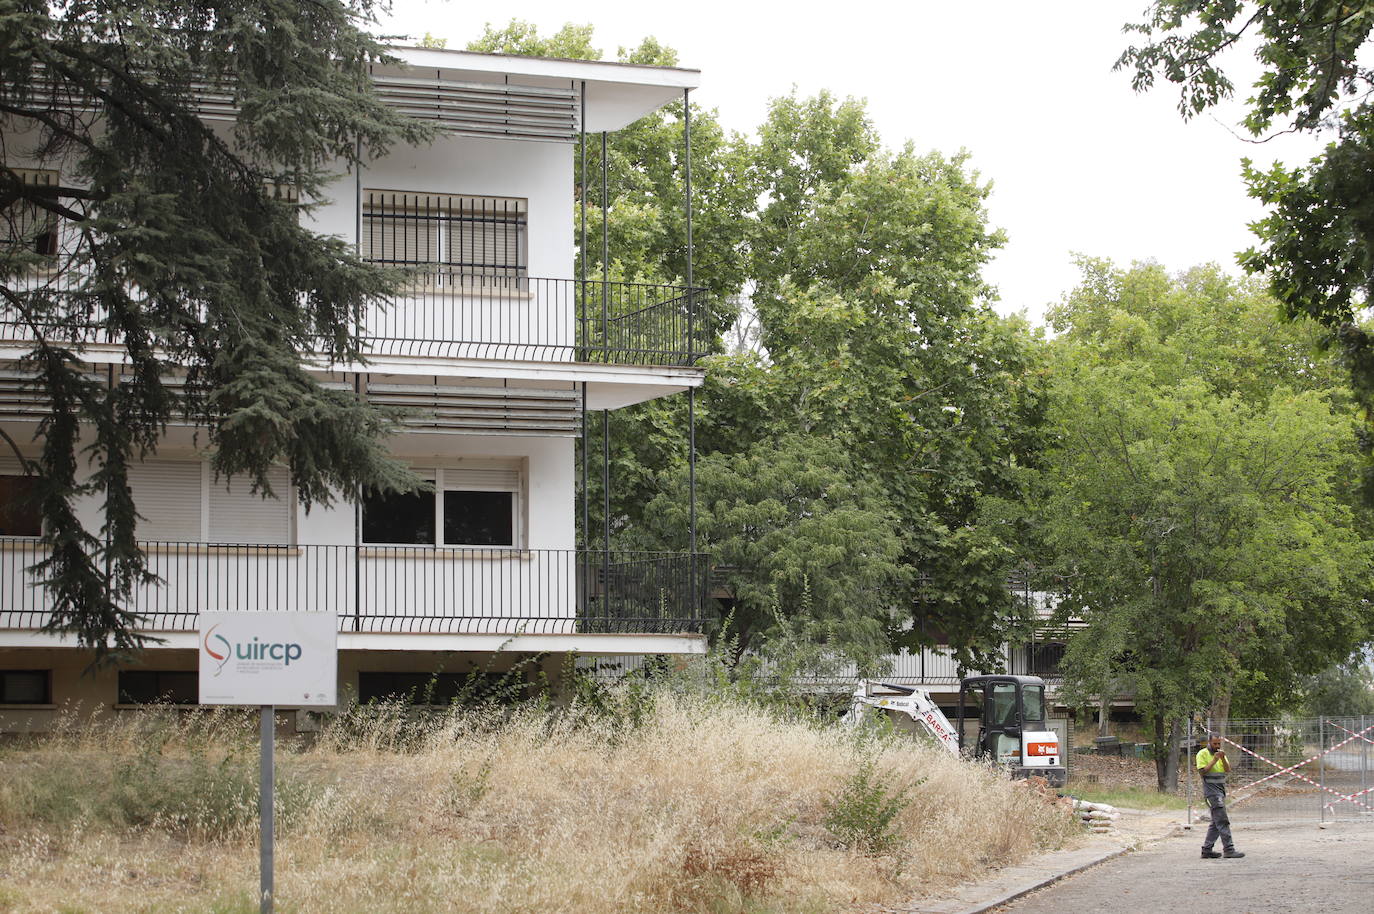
[1211,723,1374,813]
[1329,719,1374,747]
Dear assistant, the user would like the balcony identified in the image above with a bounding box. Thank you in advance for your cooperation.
[0,539,709,636]
[0,271,712,368]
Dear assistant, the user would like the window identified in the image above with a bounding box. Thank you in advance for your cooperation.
[1,168,61,259]
[362,464,521,547]
[1022,685,1046,724]
[0,461,41,537]
[127,459,293,544]
[118,670,198,705]
[0,670,50,704]
[361,191,527,283]
[358,671,512,705]
[989,682,1019,726]
[1028,641,1066,677]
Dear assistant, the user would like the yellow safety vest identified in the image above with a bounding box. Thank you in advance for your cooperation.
[1196,747,1230,775]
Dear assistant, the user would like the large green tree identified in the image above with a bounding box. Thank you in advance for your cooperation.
[1118,2,1374,468]
[1041,261,1374,789]
[472,22,1048,669]
[0,1,427,658]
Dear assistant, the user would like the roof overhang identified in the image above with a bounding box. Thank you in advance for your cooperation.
[385,47,701,134]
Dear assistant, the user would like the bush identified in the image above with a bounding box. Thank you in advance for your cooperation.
[822,760,921,855]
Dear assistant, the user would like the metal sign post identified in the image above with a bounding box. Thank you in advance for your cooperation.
[199,612,337,914]
[260,706,275,913]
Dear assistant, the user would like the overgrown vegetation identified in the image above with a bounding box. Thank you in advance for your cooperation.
[0,684,1077,913]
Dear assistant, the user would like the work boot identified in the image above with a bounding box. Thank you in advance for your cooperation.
[1223,849,1246,858]
[1201,849,1222,859]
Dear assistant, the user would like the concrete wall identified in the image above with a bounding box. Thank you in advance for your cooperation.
[0,646,569,734]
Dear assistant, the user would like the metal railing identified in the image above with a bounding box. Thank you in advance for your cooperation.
[0,539,708,635]
[0,269,712,367]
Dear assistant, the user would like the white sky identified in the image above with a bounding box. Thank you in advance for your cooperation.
[381,0,1326,324]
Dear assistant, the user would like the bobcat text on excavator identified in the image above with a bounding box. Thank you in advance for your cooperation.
[844,675,1067,787]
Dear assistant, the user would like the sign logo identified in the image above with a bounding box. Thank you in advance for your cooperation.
[203,624,232,676]
[202,624,305,676]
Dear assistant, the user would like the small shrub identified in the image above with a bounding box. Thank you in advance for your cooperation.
[444,757,493,817]
[823,761,920,855]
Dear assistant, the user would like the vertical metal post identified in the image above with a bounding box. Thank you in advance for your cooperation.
[1320,716,1328,823]
[683,88,694,354]
[602,407,610,564]
[581,382,589,613]
[579,82,587,355]
[601,131,609,358]
[259,706,275,914]
[1185,717,1193,827]
[353,140,365,635]
[354,135,364,343]
[599,127,612,601]
[1362,714,1368,818]
[353,374,363,631]
[578,82,590,612]
[683,88,698,618]
[688,387,697,616]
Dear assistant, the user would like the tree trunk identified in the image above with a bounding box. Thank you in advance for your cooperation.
[1153,716,1183,791]
[1210,690,1231,740]
[1153,715,1167,789]
[1098,693,1112,738]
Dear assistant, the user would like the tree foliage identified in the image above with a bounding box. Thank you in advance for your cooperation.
[1041,261,1374,786]
[0,1,428,658]
[470,21,1048,668]
[1118,2,1374,476]
[642,434,906,668]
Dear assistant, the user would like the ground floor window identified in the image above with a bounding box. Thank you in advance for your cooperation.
[0,670,50,704]
[358,671,513,705]
[117,670,198,705]
[361,464,522,548]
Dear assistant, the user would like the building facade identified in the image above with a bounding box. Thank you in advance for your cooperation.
[0,49,710,731]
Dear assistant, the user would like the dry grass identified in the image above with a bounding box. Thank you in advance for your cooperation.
[0,692,1078,913]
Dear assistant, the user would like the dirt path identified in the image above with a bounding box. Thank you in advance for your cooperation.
[996,822,1374,914]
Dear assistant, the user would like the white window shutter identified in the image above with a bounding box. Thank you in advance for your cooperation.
[128,461,202,542]
[443,466,521,491]
[207,467,292,544]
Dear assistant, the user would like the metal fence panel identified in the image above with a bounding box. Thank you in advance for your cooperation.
[1190,717,1374,825]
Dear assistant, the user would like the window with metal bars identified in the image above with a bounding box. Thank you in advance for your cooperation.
[1,168,61,259]
[361,190,527,286]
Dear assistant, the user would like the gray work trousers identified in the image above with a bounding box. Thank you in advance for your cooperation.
[1202,779,1235,851]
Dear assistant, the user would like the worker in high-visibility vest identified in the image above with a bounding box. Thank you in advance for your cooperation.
[1196,735,1245,858]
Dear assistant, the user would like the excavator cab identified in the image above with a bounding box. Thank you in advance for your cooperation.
[957,675,1066,787]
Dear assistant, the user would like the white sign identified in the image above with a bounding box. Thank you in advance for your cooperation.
[198,612,337,706]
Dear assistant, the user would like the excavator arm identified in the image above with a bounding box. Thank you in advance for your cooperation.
[844,680,961,755]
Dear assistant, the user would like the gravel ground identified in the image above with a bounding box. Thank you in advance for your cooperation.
[995,822,1374,914]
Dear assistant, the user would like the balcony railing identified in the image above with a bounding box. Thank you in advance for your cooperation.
[0,270,712,367]
[0,539,709,635]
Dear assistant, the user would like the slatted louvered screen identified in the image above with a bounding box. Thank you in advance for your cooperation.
[443,466,521,491]
[361,191,526,280]
[128,461,202,542]
[207,466,292,544]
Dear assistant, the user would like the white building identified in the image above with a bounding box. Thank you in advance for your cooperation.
[0,49,709,730]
